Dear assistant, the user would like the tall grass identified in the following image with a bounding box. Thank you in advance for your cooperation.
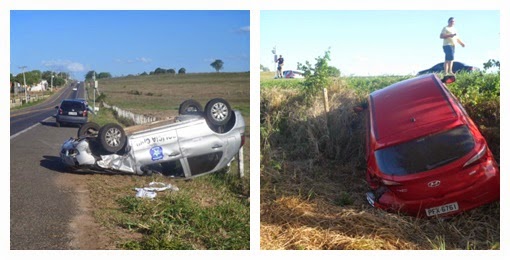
[260,72,500,250]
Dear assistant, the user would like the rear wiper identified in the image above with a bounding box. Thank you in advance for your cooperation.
[426,156,460,170]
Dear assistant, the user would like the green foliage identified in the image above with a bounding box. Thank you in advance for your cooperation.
[85,70,96,80]
[297,49,333,97]
[140,71,148,76]
[14,70,42,86]
[154,68,167,74]
[483,59,500,71]
[327,66,341,77]
[178,67,186,74]
[97,72,112,79]
[210,59,224,72]
[167,69,176,74]
[260,64,270,72]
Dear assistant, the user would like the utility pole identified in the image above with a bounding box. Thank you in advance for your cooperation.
[51,74,54,92]
[19,66,27,103]
[272,47,277,78]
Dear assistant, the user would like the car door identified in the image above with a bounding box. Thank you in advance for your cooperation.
[129,127,182,167]
[176,121,226,177]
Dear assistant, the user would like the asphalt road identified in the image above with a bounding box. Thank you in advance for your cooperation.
[10,83,86,249]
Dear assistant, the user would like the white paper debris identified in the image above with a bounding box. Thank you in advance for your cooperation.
[134,182,179,199]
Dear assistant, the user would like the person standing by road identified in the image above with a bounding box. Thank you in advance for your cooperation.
[440,17,466,75]
[276,55,284,78]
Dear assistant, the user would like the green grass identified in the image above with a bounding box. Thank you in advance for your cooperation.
[117,174,249,250]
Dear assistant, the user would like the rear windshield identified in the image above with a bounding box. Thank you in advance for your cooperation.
[375,125,475,176]
[60,101,85,111]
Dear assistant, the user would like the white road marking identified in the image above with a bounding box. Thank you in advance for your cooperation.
[10,116,53,140]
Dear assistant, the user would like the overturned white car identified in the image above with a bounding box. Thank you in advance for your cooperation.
[60,98,245,178]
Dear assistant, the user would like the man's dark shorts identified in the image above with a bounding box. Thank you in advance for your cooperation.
[443,45,455,61]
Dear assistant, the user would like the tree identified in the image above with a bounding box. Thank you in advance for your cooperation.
[167,69,176,74]
[483,59,500,72]
[178,68,186,74]
[297,49,332,97]
[97,72,112,79]
[15,70,42,86]
[260,64,270,72]
[327,66,341,77]
[140,72,148,76]
[85,70,97,80]
[154,67,167,74]
[210,59,224,72]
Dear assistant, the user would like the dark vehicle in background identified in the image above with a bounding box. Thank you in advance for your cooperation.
[364,74,499,217]
[417,61,479,75]
[283,70,305,79]
[54,99,89,127]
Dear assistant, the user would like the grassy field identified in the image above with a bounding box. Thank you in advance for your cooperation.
[260,71,500,250]
[84,72,250,249]
[92,72,250,119]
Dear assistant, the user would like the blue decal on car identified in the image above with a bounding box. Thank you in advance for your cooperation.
[150,146,164,161]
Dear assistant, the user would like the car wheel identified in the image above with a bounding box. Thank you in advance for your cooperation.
[78,122,100,138]
[97,123,126,154]
[179,99,203,115]
[204,98,232,126]
[55,121,61,127]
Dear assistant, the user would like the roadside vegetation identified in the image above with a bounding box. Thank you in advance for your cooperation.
[84,72,250,249]
[260,52,500,249]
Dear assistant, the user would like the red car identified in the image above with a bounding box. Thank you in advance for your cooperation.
[365,74,499,217]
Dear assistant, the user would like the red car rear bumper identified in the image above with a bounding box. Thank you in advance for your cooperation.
[369,167,499,217]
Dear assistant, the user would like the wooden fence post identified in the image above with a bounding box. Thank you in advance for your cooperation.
[323,88,329,113]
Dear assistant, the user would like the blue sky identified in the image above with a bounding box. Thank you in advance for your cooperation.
[10,10,250,79]
[261,10,500,76]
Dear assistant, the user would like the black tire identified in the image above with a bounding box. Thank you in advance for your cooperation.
[204,98,232,126]
[179,99,203,115]
[78,122,100,138]
[97,123,126,154]
[55,121,61,127]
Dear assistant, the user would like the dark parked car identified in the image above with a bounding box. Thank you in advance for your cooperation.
[364,74,499,217]
[54,99,89,127]
[417,61,479,75]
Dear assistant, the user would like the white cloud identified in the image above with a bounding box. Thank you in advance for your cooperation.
[42,59,85,72]
[136,57,152,63]
[115,57,152,64]
[235,26,250,33]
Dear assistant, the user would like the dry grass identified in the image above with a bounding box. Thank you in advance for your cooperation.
[96,72,249,119]
[260,79,500,250]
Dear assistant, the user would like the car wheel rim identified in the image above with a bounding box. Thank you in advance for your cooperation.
[105,128,121,147]
[211,102,228,121]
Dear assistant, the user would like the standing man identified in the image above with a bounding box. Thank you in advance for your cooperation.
[276,55,284,78]
[440,17,465,75]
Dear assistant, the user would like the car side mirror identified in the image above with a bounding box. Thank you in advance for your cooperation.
[55,106,59,109]
[441,75,456,84]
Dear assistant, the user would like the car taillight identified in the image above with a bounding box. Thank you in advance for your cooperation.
[83,110,87,116]
[463,144,487,168]
[240,133,245,148]
[59,109,63,115]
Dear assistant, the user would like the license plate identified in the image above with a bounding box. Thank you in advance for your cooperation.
[68,112,77,115]
[425,202,459,217]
